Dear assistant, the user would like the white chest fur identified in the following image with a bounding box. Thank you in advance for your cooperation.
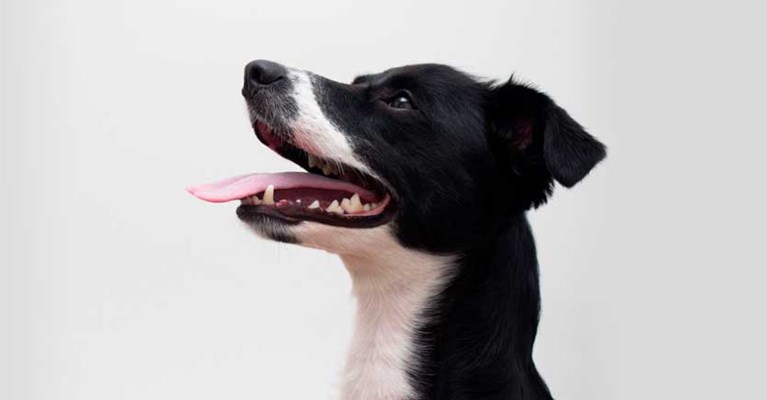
[339,243,454,399]
[297,224,455,400]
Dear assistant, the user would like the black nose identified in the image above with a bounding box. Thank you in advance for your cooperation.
[244,60,287,90]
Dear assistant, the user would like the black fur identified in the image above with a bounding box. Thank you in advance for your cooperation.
[236,209,299,244]
[414,215,551,399]
[309,64,605,399]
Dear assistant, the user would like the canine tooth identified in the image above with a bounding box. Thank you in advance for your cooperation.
[326,200,343,214]
[308,200,320,209]
[363,204,371,212]
[263,185,275,205]
[350,193,363,212]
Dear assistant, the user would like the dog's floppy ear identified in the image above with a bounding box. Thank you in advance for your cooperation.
[488,78,606,207]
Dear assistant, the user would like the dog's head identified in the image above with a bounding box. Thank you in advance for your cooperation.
[189,61,605,255]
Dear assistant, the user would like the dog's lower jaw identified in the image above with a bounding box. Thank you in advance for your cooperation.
[336,234,456,400]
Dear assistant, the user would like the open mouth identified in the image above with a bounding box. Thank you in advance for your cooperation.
[187,120,396,228]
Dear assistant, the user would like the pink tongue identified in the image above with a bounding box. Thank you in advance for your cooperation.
[187,172,376,203]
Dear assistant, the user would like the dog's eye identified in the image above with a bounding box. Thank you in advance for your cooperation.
[386,93,415,110]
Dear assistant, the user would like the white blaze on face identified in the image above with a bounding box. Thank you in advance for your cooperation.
[296,223,456,400]
[287,70,379,179]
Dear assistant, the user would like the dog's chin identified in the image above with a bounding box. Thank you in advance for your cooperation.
[238,212,301,244]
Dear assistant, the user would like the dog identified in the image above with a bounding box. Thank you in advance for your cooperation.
[188,60,606,400]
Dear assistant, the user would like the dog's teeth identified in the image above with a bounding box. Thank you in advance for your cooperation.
[341,194,363,213]
[326,200,343,214]
[296,199,302,204]
[363,204,371,212]
[350,193,363,212]
[310,155,324,169]
[263,185,275,205]
[340,197,353,212]
[242,197,251,205]
[322,165,334,176]
[308,200,320,209]
[253,195,262,205]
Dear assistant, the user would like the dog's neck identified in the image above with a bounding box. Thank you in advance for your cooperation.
[410,214,553,399]
[339,240,455,400]
[336,214,552,400]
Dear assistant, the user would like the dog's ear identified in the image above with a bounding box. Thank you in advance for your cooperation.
[488,78,606,207]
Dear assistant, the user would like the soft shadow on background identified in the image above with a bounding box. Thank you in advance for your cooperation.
[2,0,765,399]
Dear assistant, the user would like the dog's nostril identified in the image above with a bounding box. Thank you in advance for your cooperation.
[245,60,287,87]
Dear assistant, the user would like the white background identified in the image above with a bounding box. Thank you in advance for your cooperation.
[2,0,766,399]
